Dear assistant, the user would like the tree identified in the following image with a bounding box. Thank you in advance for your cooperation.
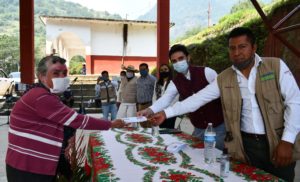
[69,55,85,75]
[0,35,19,73]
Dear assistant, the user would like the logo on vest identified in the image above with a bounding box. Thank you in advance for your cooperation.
[260,72,275,81]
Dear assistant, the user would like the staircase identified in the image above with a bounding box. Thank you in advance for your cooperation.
[0,75,102,115]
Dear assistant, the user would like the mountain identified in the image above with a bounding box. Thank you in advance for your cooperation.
[138,0,272,40]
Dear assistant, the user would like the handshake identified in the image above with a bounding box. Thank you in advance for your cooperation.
[111,108,167,129]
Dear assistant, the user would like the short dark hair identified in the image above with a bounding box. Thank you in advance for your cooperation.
[120,71,126,75]
[139,63,148,69]
[168,44,189,59]
[228,27,256,45]
[101,70,108,75]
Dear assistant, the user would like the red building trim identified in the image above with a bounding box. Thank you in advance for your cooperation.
[85,55,157,75]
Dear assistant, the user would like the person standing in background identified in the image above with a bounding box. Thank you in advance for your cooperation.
[116,65,138,119]
[137,63,156,128]
[96,71,118,120]
[152,64,177,129]
[81,63,86,75]
[116,71,126,109]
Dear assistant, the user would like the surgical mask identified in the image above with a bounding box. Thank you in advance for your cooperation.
[50,77,70,94]
[233,55,255,71]
[173,60,189,73]
[140,70,148,77]
[126,72,134,78]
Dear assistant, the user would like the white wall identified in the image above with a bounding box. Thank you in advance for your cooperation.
[90,24,123,56]
[45,19,157,57]
[127,24,157,57]
[46,21,91,47]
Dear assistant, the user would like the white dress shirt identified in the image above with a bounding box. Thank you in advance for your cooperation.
[164,54,300,144]
[150,67,218,113]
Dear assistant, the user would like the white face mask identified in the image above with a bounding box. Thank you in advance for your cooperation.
[173,60,189,73]
[50,77,70,94]
[126,72,134,78]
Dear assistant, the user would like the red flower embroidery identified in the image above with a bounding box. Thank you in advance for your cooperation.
[139,147,176,164]
[126,133,153,143]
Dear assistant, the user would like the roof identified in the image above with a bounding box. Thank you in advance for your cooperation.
[40,15,175,27]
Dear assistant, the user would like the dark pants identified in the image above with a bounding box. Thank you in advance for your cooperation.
[6,164,55,182]
[242,133,295,182]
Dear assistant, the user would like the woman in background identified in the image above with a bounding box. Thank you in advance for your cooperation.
[152,64,177,129]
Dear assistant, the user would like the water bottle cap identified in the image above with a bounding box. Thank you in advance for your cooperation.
[208,123,213,126]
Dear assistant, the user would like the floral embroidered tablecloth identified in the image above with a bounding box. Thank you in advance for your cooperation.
[86,128,283,182]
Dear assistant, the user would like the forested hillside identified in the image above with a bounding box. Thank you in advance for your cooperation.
[138,0,272,40]
[0,0,121,73]
[178,0,300,76]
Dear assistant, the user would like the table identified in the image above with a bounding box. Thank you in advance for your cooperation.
[86,128,283,181]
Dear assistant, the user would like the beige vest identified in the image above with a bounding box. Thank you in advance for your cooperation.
[99,81,116,104]
[217,57,300,162]
[120,77,137,103]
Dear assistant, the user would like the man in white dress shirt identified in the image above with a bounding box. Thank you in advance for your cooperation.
[150,27,300,181]
[138,44,225,150]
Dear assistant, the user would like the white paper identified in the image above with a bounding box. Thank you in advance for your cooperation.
[122,116,147,123]
[166,142,187,153]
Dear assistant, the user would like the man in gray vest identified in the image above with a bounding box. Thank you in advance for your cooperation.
[95,71,118,120]
[150,27,300,181]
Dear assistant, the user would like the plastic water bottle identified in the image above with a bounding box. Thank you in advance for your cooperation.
[220,148,230,178]
[204,123,216,164]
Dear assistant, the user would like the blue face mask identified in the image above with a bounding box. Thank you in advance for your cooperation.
[140,70,148,77]
[173,60,189,73]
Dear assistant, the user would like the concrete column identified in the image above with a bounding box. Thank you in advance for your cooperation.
[20,0,34,84]
[157,0,170,69]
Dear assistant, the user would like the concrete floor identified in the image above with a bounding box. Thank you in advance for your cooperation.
[0,115,299,182]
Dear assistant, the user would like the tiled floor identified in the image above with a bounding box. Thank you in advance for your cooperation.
[0,115,299,182]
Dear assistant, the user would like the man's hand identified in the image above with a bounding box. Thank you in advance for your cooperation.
[272,140,293,167]
[111,119,126,128]
[137,108,154,117]
[149,111,166,126]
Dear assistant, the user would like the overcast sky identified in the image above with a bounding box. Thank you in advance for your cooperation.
[65,0,157,19]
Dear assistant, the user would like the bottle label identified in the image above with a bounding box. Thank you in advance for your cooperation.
[204,133,216,142]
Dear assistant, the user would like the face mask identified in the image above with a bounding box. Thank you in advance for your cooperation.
[160,71,170,79]
[233,55,255,71]
[126,72,134,78]
[173,60,189,73]
[102,76,109,81]
[140,70,148,77]
[50,77,70,94]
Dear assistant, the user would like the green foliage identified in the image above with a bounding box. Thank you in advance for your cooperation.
[0,35,19,73]
[173,26,203,44]
[177,0,298,73]
[230,0,265,14]
[69,55,85,75]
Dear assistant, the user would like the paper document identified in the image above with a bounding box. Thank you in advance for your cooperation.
[122,116,148,123]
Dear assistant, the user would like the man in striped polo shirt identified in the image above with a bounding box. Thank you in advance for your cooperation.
[6,56,125,181]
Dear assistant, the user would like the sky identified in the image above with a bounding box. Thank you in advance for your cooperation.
[66,0,157,19]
